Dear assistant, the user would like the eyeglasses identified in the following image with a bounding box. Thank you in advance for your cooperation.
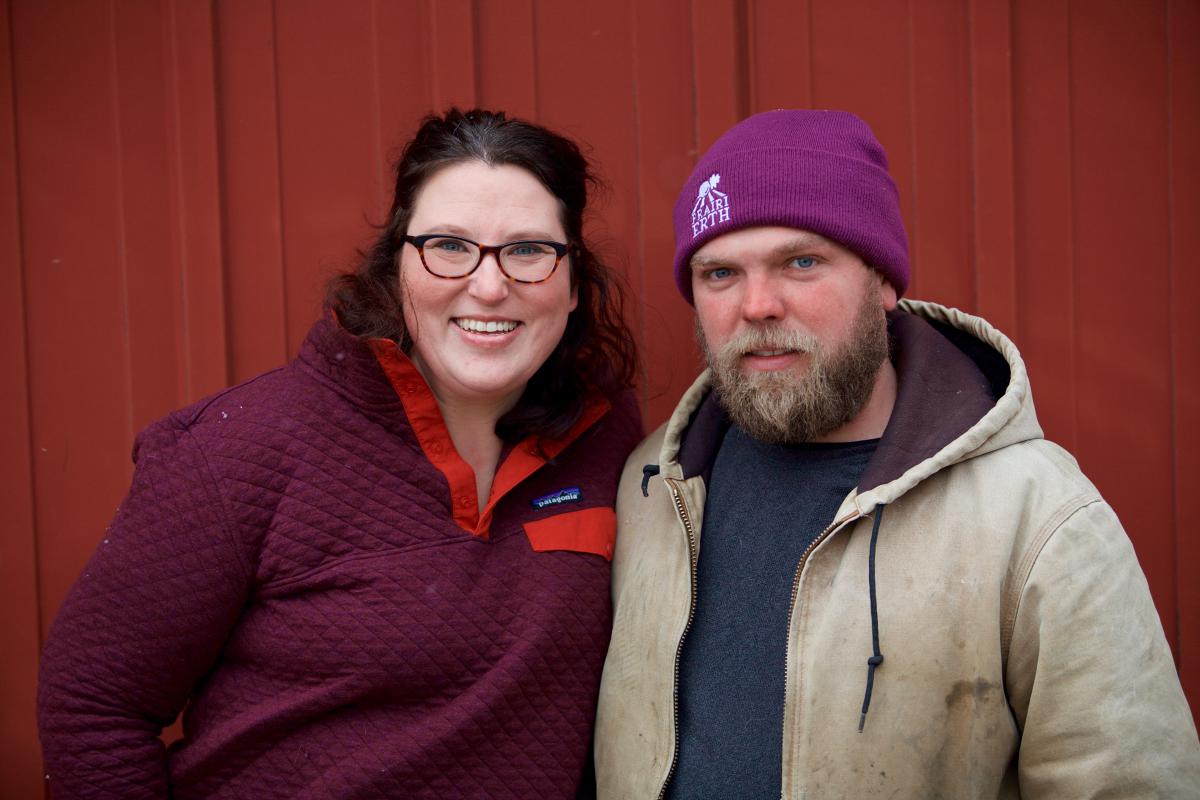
[403,234,570,284]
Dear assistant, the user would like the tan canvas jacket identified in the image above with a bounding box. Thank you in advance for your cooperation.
[595,299,1200,799]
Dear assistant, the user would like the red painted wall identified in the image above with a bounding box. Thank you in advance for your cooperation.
[2,1,1197,795]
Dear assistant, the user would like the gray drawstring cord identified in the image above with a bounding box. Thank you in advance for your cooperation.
[858,503,886,732]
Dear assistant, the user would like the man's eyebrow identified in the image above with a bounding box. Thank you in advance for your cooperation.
[766,235,830,257]
[689,253,737,269]
[689,235,831,269]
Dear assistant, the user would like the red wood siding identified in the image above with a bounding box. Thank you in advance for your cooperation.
[2,0,1196,794]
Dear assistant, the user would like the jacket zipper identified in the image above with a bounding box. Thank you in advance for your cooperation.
[779,510,862,800]
[658,477,700,800]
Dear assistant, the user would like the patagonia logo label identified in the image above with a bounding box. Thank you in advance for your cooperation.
[532,487,582,509]
[691,172,730,237]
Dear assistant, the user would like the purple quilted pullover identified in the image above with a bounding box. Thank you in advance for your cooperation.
[37,319,643,799]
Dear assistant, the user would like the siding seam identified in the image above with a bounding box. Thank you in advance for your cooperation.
[1164,0,1180,665]
[269,0,290,354]
[109,2,135,458]
[5,0,44,650]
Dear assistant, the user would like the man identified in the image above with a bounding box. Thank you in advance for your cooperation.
[593,110,1200,798]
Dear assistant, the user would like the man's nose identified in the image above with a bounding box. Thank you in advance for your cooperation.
[740,273,784,321]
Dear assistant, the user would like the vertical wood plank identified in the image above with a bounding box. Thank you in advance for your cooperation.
[427,0,476,110]
[1168,0,1200,712]
[633,0,702,428]
[14,0,137,631]
[166,0,227,401]
[476,0,537,119]
[691,0,745,150]
[908,1,973,308]
[535,1,642,413]
[745,0,812,113]
[371,0,433,192]
[808,0,915,280]
[273,0,395,352]
[0,2,44,794]
[110,2,182,432]
[215,0,288,382]
[1011,0,1076,450]
[109,0,225,423]
[1068,0,1175,642]
[968,0,1017,333]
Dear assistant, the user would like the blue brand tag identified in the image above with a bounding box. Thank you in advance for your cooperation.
[531,486,582,510]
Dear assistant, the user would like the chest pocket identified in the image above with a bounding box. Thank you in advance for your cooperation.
[523,506,616,560]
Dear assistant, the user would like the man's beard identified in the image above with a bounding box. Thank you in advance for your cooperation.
[699,290,890,444]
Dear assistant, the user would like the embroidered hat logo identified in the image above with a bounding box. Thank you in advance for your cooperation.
[690,173,730,237]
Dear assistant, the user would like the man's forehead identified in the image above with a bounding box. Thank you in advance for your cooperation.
[689,226,845,268]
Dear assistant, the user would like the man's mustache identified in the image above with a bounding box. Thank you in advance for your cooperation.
[717,327,820,361]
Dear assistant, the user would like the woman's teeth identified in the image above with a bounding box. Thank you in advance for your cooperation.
[454,318,519,333]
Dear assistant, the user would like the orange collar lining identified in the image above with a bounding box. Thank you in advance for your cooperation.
[368,338,611,538]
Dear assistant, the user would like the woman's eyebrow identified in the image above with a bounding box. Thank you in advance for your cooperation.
[412,223,471,236]
[502,230,563,241]
[414,225,562,242]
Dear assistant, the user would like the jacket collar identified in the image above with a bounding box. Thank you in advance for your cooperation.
[297,316,406,410]
[858,310,998,492]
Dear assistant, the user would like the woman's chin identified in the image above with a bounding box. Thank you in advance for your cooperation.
[438,372,532,412]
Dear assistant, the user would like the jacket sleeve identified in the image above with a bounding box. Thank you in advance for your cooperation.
[1005,498,1200,797]
[37,419,253,800]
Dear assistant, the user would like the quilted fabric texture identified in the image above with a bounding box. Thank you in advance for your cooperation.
[38,319,642,799]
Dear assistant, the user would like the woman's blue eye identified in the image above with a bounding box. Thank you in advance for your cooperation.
[790,256,817,269]
[432,239,466,252]
[508,243,547,257]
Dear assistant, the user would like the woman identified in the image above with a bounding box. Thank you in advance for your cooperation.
[37,109,642,799]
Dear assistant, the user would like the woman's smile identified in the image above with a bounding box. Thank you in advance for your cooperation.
[452,317,521,334]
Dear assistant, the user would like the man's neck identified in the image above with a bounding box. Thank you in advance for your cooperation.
[813,359,897,443]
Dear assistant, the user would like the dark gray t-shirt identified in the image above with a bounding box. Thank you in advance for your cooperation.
[664,425,877,800]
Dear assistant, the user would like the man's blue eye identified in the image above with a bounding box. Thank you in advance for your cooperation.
[707,268,733,281]
[791,256,817,269]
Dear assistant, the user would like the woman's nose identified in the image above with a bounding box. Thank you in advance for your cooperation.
[468,253,510,303]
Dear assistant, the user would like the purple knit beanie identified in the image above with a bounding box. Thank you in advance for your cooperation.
[673,109,910,304]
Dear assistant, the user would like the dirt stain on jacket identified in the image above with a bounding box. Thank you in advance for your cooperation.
[946,678,999,710]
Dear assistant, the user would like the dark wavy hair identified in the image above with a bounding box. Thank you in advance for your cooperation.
[326,108,638,441]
